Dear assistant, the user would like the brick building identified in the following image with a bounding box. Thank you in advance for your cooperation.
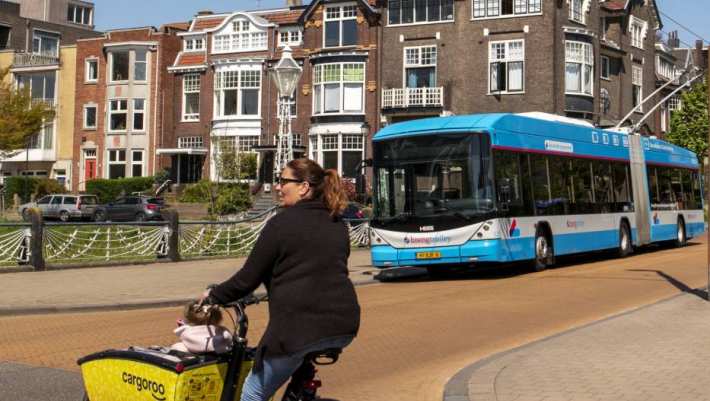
[378,0,662,134]
[71,25,185,190]
[9,0,94,30]
[0,0,100,187]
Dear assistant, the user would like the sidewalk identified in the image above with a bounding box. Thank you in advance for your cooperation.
[444,291,710,401]
[0,249,377,315]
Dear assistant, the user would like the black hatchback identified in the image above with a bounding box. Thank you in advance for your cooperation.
[93,196,164,222]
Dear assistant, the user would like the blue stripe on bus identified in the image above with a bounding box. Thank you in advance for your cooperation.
[650,224,679,242]
[687,222,705,238]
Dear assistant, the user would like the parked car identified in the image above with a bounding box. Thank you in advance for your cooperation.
[93,196,164,222]
[18,194,99,222]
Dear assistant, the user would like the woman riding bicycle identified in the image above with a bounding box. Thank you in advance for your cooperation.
[201,158,361,401]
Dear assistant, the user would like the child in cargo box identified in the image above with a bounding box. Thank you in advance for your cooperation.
[170,300,233,354]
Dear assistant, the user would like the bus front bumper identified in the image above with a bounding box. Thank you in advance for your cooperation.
[371,239,511,268]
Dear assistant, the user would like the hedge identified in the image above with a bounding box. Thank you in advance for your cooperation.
[2,176,64,207]
[178,180,252,215]
[85,177,155,203]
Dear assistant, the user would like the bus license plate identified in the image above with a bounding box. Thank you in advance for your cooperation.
[416,252,441,260]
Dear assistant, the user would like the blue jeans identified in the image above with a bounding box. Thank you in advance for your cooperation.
[239,336,354,401]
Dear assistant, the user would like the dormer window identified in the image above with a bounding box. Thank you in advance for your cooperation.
[629,16,647,49]
[184,37,205,51]
[213,18,267,53]
[324,5,358,48]
[279,28,302,47]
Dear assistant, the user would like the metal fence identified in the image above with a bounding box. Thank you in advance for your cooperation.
[0,208,371,270]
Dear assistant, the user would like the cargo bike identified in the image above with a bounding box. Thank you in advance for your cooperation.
[77,294,342,401]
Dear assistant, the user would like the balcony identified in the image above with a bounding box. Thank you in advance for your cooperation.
[12,52,60,69]
[382,87,444,109]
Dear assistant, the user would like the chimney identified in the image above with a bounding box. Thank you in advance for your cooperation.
[197,10,214,16]
[667,31,680,48]
[287,0,303,7]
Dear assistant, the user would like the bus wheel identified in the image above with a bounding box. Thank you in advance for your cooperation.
[617,222,633,258]
[675,219,687,248]
[533,231,553,272]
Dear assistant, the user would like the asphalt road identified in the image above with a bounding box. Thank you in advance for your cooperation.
[0,238,707,401]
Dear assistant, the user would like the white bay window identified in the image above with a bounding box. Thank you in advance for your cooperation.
[565,41,593,95]
[313,63,365,115]
[311,133,364,178]
[473,0,542,19]
[213,19,267,53]
[215,69,261,118]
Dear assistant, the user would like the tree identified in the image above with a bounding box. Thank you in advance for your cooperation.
[215,141,257,181]
[666,81,709,162]
[0,67,56,155]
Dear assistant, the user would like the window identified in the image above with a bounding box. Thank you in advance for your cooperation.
[131,150,144,177]
[179,137,204,149]
[108,149,126,179]
[277,95,297,119]
[600,88,611,114]
[632,65,643,112]
[279,28,302,46]
[62,196,76,205]
[111,51,129,81]
[630,16,647,49]
[601,56,610,79]
[668,95,682,112]
[133,99,145,131]
[324,5,358,48]
[310,134,364,178]
[472,0,541,18]
[134,50,147,81]
[183,74,201,121]
[215,69,261,117]
[85,59,98,82]
[68,4,92,25]
[389,0,454,25]
[565,41,593,95]
[404,46,437,88]
[84,105,97,129]
[489,40,524,93]
[184,37,205,51]
[569,0,585,24]
[657,56,677,81]
[313,63,365,114]
[32,31,59,57]
[109,100,128,131]
[212,19,267,53]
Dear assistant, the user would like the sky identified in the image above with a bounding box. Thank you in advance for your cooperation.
[93,0,710,48]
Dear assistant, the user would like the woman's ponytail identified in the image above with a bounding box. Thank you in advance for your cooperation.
[323,169,349,217]
[286,158,349,217]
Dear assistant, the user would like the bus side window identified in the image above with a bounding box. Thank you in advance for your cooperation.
[657,167,675,207]
[569,158,593,213]
[493,151,523,215]
[592,161,613,212]
[681,169,695,210]
[530,154,551,215]
[376,168,391,217]
[647,167,660,209]
[670,169,684,210]
[612,162,632,212]
[548,156,570,215]
[692,171,703,209]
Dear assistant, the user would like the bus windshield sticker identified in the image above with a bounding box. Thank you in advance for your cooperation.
[544,140,574,153]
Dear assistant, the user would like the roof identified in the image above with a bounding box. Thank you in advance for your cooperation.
[193,17,226,31]
[262,10,302,25]
[162,22,190,31]
[174,53,206,67]
[373,113,698,168]
[601,0,626,11]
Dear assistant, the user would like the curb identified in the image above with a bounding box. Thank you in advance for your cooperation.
[442,290,695,401]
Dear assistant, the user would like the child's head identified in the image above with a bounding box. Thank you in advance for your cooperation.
[183,300,222,326]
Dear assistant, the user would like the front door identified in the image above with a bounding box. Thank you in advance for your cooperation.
[85,159,97,182]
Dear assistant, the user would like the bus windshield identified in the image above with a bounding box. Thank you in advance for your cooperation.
[373,133,494,225]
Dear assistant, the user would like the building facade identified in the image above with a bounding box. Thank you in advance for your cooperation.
[0,0,100,187]
[71,25,184,190]
[10,0,94,30]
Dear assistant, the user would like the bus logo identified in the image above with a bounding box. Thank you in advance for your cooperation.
[509,219,520,237]
[544,140,573,153]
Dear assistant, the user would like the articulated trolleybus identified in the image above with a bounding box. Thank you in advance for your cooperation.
[369,113,705,273]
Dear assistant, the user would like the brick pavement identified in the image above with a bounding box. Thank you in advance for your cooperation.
[0,248,377,315]
[445,291,710,401]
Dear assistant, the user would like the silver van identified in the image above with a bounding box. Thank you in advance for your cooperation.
[19,194,99,222]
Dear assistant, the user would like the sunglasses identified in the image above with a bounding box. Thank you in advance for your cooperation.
[277,175,304,186]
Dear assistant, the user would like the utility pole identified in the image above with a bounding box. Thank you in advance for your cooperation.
[706,64,709,300]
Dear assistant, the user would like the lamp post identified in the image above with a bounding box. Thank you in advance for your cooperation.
[270,46,302,181]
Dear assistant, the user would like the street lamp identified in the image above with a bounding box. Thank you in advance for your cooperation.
[270,46,302,181]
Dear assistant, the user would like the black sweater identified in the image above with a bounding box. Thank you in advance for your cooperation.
[210,199,361,361]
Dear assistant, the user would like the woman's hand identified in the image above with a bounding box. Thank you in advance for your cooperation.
[198,288,212,305]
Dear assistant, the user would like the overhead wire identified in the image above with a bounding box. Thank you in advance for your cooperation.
[659,10,710,46]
